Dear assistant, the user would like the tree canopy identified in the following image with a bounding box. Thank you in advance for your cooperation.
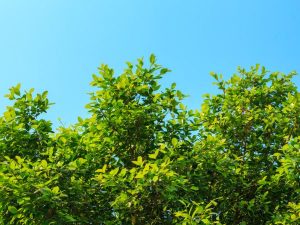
[0,55,299,224]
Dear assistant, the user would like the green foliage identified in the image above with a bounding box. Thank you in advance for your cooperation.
[0,57,299,224]
[197,66,300,224]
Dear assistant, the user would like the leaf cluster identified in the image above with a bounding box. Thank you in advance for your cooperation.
[0,57,299,224]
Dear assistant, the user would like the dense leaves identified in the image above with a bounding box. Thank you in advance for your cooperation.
[0,56,299,224]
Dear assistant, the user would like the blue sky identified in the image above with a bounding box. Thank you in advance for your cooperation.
[1,0,300,128]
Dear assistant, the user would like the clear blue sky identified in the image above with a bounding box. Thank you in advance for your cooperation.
[1,0,300,128]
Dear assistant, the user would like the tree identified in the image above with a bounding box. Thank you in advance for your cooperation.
[194,66,300,224]
[0,56,299,224]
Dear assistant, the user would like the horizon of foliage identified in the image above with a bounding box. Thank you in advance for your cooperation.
[0,55,299,224]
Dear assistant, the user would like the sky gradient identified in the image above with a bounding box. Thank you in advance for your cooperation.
[1,0,299,128]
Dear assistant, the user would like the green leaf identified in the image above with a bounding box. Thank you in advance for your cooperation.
[153,175,159,182]
[160,68,170,75]
[96,164,107,173]
[42,90,48,99]
[209,71,218,80]
[9,161,16,170]
[172,138,178,147]
[52,186,60,194]
[201,102,209,113]
[202,218,210,224]
[14,83,21,96]
[149,149,159,159]
[63,214,76,222]
[179,103,186,110]
[109,167,119,176]
[41,160,48,168]
[190,186,199,191]
[135,172,145,179]
[8,206,18,214]
[150,54,156,64]
[132,156,144,166]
